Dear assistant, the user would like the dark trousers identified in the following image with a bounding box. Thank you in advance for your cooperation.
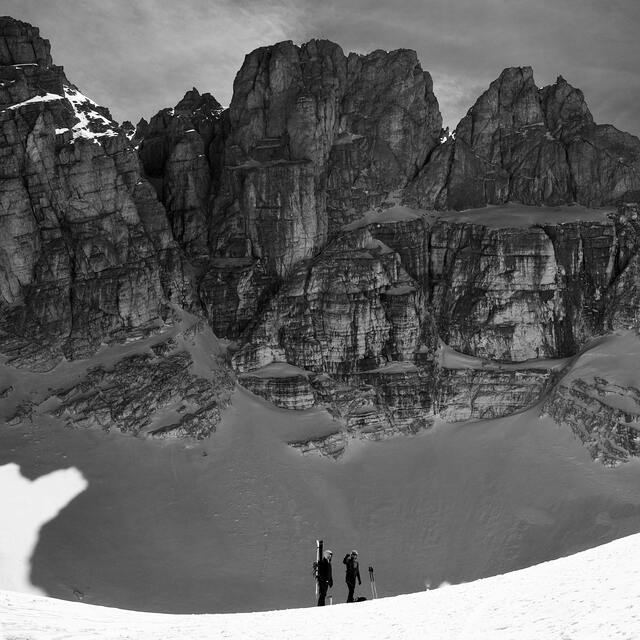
[317,580,329,606]
[346,579,356,603]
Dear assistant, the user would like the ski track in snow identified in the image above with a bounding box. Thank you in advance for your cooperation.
[1,531,639,639]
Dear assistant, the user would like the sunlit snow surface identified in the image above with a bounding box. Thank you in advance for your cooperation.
[0,464,87,595]
[1,531,639,639]
[6,93,65,110]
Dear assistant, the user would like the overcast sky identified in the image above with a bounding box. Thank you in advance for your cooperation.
[5,0,640,134]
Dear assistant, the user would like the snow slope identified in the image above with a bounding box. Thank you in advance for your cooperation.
[2,382,640,614]
[2,530,639,639]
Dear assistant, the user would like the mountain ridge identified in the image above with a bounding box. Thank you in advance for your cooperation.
[2,15,640,464]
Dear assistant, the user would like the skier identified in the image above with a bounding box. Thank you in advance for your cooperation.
[317,549,333,606]
[343,549,361,603]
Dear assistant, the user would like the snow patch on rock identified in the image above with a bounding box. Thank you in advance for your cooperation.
[5,92,64,110]
[63,85,119,142]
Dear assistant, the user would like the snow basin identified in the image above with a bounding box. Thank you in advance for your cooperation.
[3,332,640,617]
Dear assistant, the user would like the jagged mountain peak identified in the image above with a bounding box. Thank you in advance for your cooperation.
[407,62,640,210]
[455,65,544,148]
[174,87,223,116]
[133,116,149,138]
[234,38,346,82]
[0,16,123,144]
[120,119,136,140]
[457,66,595,140]
[175,86,202,108]
[540,74,593,139]
[495,65,535,83]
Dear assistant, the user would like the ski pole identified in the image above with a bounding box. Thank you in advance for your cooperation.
[368,566,378,599]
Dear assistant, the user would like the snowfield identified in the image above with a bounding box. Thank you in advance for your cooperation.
[2,530,639,639]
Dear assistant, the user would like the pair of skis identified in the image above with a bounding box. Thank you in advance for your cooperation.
[314,539,378,602]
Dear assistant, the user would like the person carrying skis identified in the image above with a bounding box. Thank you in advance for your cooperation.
[343,549,361,602]
[317,549,333,606]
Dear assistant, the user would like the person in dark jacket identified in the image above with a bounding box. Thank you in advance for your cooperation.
[317,549,333,606]
[343,550,361,602]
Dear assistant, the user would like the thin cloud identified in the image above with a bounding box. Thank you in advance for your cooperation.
[298,0,640,133]
[4,0,304,121]
[3,0,639,134]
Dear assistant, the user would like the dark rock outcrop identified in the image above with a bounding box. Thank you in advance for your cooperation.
[0,17,52,67]
[2,317,235,438]
[543,375,640,466]
[135,88,224,257]
[231,228,431,375]
[542,333,640,465]
[437,368,553,422]
[238,363,315,410]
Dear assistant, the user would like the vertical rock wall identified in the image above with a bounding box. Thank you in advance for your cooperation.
[198,40,442,336]
[0,17,189,369]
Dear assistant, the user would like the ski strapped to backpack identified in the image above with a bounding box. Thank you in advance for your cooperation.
[368,565,378,599]
[313,539,323,601]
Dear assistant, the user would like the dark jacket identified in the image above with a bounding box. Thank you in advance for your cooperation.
[343,554,361,584]
[317,556,333,586]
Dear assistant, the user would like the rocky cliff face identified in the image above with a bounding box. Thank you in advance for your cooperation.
[217,40,441,237]
[367,205,640,361]
[231,228,430,375]
[231,203,638,452]
[3,16,640,465]
[134,89,224,258]
[191,40,442,338]
[0,17,192,372]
